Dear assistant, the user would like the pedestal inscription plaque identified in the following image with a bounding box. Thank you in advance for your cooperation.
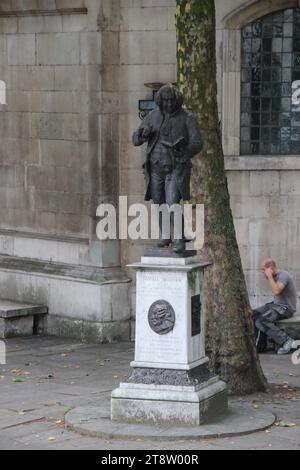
[191,294,201,337]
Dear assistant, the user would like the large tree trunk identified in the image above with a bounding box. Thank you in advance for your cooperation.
[176,0,266,394]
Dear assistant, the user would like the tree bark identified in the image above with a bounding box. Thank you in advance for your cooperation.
[176,0,266,394]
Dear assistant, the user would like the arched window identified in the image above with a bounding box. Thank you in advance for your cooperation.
[240,8,300,155]
[0,80,6,105]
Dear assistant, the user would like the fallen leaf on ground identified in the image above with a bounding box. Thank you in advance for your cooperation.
[47,436,56,441]
[276,421,297,428]
[11,369,31,376]
[12,378,26,383]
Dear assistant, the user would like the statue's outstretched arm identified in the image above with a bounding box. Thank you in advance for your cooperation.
[132,114,152,147]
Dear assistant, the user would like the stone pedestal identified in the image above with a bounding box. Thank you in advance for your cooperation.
[111,254,228,426]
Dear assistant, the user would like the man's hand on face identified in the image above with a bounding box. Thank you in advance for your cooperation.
[264,267,274,280]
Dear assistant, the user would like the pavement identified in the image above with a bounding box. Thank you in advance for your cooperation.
[0,336,300,450]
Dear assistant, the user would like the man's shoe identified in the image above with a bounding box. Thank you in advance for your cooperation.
[157,239,171,248]
[277,338,294,355]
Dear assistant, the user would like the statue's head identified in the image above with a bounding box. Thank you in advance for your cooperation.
[155,84,183,114]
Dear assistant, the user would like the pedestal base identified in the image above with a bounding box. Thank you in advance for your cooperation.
[67,403,276,440]
[111,377,227,426]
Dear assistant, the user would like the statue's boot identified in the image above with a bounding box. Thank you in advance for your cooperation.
[157,239,172,248]
[157,212,171,248]
[172,239,185,254]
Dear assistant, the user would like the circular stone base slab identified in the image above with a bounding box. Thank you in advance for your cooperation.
[65,405,276,440]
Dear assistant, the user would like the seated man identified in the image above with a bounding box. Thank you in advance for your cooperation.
[253,258,297,355]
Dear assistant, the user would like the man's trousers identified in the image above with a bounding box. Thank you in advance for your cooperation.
[253,302,293,348]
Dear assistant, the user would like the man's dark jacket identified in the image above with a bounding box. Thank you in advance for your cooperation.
[132,108,203,201]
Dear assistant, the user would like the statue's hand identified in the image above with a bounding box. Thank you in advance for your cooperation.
[173,151,192,168]
[140,126,152,140]
[173,148,184,159]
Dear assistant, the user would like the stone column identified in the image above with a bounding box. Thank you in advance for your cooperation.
[86,0,121,268]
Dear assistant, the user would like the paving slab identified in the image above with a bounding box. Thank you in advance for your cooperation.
[0,409,45,430]
[0,336,300,449]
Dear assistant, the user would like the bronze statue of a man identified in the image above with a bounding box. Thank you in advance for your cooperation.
[133,84,203,253]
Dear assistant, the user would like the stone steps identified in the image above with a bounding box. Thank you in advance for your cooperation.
[0,299,48,339]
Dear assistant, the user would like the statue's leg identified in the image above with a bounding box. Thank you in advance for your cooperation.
[165,173,185,253]
[150,171,171,246]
